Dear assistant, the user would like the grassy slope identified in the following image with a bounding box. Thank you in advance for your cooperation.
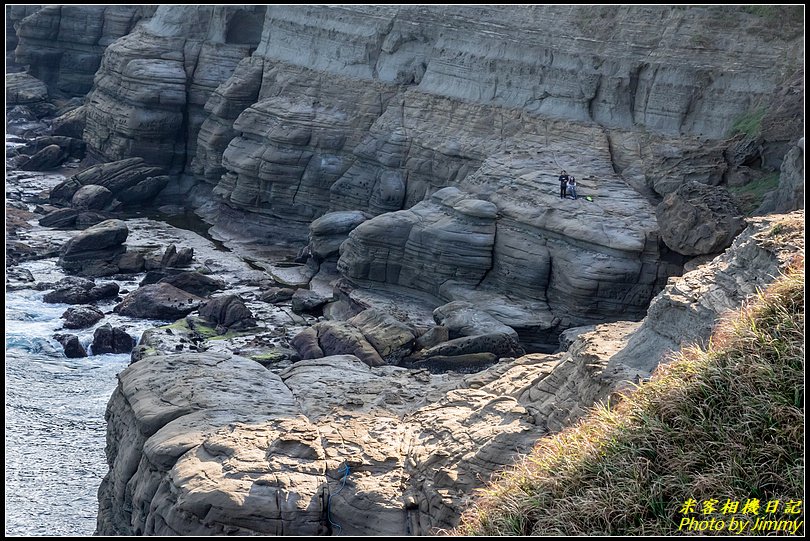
[456,261,804,536]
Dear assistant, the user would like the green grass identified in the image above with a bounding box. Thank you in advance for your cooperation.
[249,350,286,362]
[739,5,804,23]
[729,172,780,215]
[729,107,766,138]
[456,261,804,536]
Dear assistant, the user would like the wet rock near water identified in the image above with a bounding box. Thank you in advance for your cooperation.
[39,208,81,229]
[43,277,120,304]
[6,267,36,291]
[58,219,129,277]
[92,324,135,355]
[114,283,204,320]
[160,244,194,268]
[61,305,105,329]
[53,333,87,358]
[198,295,256,331]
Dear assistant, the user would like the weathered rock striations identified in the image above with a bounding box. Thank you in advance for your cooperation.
[73,5,801,205]
[13,5,154,96]
[83,6,265,173]
[97,348,613,535]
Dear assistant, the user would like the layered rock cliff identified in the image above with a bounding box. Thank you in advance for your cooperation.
[97,211,803,535]
[13,5,155,96]
[31,4,793,349]
[7,5,803,536]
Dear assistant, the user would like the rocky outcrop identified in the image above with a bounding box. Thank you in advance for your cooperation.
[98,328,630,536]
[13,5,154,96]
[656,181,746,256]
[6,72,48,107]
[98,210,803,536]
[82,6,265,174]
[758,138,805,214]
[606,210,804,377]
[338,174,678,350]
[62,4,799,349]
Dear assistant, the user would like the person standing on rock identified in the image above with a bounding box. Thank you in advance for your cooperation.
[567,176,577,200]
[559,170,569,199]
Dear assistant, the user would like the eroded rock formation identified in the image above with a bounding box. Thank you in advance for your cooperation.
[98,211,803,536]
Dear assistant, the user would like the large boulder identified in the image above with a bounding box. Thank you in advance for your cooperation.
[18,144,67,171]
[91,324,135,355]
[114,283,204,320]
[657,181,746,256]
[291,289,330,314]
[116,251,146,273]
[198,295,255,330]
[71,185,115,210]
[49,158,169,207]
[348,309,416,363]
[61,305,104,329]
[58,219,129,276]
[53,333,87,358]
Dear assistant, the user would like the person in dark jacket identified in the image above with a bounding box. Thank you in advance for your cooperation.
[559,170,569,199]
[567,176,577,200]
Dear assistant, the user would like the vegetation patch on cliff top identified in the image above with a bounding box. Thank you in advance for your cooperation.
[729,172,780,215]
[456,261,804,536]
[729,107,767,138]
